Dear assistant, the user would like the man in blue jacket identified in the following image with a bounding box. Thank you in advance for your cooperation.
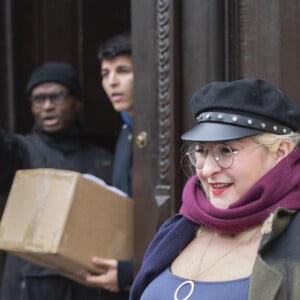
[83,33,133,299]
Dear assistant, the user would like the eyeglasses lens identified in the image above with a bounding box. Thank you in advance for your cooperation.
[31,92,69,106]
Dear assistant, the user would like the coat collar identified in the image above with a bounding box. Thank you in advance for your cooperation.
[249,256,282,300]
[249,208,297,300]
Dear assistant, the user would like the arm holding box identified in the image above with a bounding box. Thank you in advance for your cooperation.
[83,257,133,293]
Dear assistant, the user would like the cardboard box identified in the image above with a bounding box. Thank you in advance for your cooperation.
[0,168,133,286]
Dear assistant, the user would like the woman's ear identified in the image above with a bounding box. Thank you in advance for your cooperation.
[275,140,293,161]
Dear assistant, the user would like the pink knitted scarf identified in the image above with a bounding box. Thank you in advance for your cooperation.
[180,147,300,233]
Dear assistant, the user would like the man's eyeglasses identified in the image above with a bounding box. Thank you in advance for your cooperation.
[186,143,262,169]
[30,92,71,106]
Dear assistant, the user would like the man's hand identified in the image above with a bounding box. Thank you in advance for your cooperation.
[83,256,119,293]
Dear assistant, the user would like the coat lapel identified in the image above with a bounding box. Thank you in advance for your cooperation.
[249,256,282,300]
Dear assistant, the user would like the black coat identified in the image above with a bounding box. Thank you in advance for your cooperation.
[0,124,119,300]
[111,122,133,298]
[112,123,133,197]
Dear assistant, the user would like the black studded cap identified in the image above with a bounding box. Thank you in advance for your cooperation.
[181,78,300,142]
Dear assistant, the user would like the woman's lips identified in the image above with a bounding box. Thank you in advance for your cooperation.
[210,182,233,195]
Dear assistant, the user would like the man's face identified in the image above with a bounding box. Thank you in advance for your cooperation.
[30,82,81,133]
[101,55,134,116]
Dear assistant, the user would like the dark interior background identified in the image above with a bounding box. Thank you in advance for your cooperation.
[0,0,131,152]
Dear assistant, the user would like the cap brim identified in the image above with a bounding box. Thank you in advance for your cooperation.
[181,122,262,142]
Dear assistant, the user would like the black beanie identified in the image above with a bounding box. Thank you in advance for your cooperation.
[26,62,82,100]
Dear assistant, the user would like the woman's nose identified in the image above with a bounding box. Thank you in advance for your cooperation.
[201,152,222,176]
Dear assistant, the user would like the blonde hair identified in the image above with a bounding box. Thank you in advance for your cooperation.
[253,132,300,152]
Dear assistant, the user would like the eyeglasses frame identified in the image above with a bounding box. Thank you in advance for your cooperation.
[186,142,262,169]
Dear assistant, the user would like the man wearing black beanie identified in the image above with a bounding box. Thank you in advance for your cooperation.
[0,62,113,300]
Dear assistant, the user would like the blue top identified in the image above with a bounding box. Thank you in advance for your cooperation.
[141,268,250,300]
[121,111,133,128]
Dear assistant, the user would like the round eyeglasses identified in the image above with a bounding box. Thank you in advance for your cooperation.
[186,143,262,169]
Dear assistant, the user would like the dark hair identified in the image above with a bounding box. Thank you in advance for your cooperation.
[97,32,131,61]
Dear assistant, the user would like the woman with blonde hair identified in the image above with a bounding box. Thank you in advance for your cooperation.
[130,78,300,300]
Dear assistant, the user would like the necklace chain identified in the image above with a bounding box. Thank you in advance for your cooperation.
[197,225,262,277]
[198,232,242,277]
[197,232,214,275]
